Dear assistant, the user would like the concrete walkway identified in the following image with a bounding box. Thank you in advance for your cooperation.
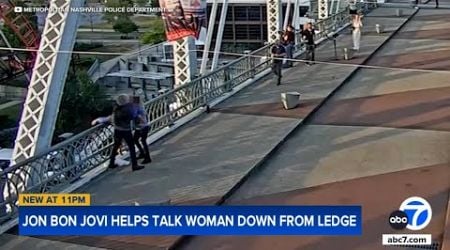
[0,7,421,250]
[81,8,414,207]
[183,8,450,250]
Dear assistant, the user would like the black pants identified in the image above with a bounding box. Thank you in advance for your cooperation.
[109,129,138,167]
[306,44,315,63]
[272,60,282,85]
[134,126,151,160]
[0,173,6,221]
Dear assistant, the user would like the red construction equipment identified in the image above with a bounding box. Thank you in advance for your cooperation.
[0,0,40,83]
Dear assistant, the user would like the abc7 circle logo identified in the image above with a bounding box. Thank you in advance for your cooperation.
[389,210,408,230]
[389,197,432,230]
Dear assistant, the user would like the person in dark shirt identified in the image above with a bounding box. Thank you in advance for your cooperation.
[92,94,144,171]
[271,38,286,86]
[301,22,315,65]
[282,25,296,67]
[132,96,152,164]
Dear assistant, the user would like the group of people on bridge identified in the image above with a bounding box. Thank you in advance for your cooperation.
[270,7,365,86]
[270,22,317,86]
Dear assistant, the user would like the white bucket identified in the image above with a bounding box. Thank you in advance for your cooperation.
[281,92,301,110]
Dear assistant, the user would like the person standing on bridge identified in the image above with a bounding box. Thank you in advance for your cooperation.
[352,11,363,52]
[132,96,152,164]
[271,37,286,86]
[282,25,296,68]
[91,94,144,171]
[301,22,316,66]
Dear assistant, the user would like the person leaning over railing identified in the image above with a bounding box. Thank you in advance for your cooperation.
[91,94,144,172]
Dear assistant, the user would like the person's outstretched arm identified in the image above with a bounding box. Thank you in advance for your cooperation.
[91,116,111,126]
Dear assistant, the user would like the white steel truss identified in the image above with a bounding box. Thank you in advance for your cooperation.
[173,36,197,87]
[318,0,330,19]
[172,36,197,116]
[12,0,84,164]
[266,0,282,43]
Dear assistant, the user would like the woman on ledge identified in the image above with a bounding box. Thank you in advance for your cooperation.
[352,11,363,52]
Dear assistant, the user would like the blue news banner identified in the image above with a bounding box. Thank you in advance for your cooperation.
[19,206,362,235]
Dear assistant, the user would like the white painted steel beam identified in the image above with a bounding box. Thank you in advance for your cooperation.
[318,0,329,19]
[12,0,85,164]
[283,0,291,29]
[201,0,219,74]
[211,0,228,71]
[267,0,282,43]
[173,36,197,87]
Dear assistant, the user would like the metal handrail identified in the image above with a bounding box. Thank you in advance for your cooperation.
[87,59,100,76]
[0,6,369,228]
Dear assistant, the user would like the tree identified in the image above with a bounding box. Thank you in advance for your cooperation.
[56,71,110,135]
[103,0,134,23]
[150,0,159,7]
[150,0,161,16]
[141,31,165,45]
[140,18,165,44]
[113,17,138,37]
[133,0,148,6]
[1,26,22,48]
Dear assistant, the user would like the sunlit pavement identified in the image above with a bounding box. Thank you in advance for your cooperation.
[182,8,450,250]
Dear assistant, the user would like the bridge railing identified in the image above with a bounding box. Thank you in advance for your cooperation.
[316,7,352,41]
[87,59,100,77]
[0,7,366,229]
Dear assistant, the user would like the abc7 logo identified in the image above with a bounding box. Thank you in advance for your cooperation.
[389,210,408,230]
[389,197,432,230]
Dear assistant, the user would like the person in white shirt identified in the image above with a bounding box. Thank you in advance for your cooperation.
[352,11,363,51]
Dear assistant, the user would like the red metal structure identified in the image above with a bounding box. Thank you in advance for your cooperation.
[0,0,40,83]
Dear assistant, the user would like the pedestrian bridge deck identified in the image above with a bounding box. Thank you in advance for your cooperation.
[2,6,450,250]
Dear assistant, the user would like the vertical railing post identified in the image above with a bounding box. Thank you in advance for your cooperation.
[224,67,232,92]
[248,54,256,79]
